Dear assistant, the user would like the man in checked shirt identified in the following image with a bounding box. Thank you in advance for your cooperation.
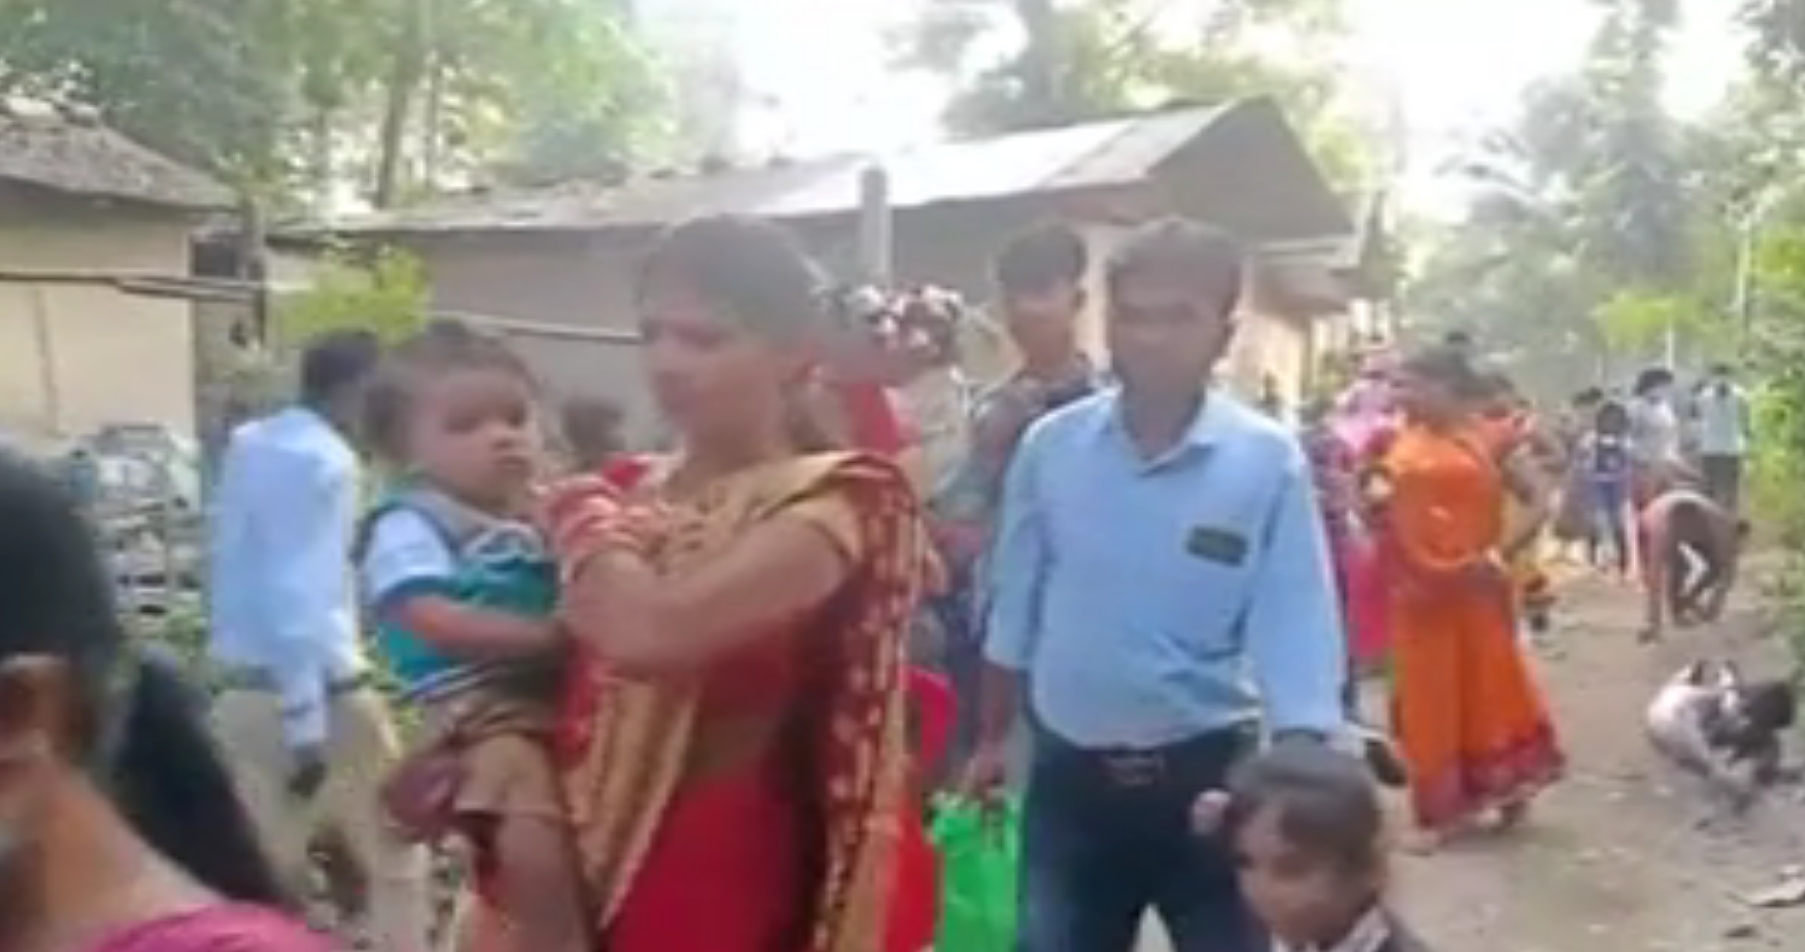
[929,222,1105,764]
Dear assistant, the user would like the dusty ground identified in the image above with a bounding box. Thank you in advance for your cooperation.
[1389,561,1805,952]
[1146,556,1805,951]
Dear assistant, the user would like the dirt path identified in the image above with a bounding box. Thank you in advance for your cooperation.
[1136,557,1805,951]
[1393,561,1805,951]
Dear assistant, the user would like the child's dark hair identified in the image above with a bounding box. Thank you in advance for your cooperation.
[363,319,536,464]
[0,451,290,907]
[1595,400,1631,435]
[994,222,1089,296]
[1221,744,1385,876]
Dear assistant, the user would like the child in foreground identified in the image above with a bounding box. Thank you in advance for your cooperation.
[1197,744,1428,952]
[355,321,587,952]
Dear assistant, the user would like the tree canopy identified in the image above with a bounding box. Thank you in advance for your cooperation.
[894,0,1376,187]
[0,0,669,207]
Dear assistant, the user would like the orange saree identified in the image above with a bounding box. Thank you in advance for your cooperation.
[1378,424,1564,831]
[464,452,934,952]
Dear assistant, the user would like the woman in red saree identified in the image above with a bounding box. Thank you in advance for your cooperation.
[464,215,935,952]
[1373,346,1564,849]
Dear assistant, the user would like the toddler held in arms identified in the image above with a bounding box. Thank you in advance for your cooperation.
[1195,744,1428,952]
[355,321,588,952]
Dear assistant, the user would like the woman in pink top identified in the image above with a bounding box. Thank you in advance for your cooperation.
[0,453,332,952]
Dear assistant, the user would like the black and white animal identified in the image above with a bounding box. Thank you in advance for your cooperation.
[1645,659,1796,812]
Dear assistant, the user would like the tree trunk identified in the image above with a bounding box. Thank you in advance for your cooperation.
[309,106,334,216]
[419,56,444,188]
[372,0,430,208]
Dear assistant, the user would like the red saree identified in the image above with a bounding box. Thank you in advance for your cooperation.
[467,453,933,952]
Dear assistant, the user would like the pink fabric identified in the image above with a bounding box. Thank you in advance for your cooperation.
[1341,532,1389,667]
[89,905,333,952]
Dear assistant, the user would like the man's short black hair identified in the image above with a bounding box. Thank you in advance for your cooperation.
[1635,366,1676,396]
[993,222,1089,296]
[1105,217,1244,317]
[298,329,382,406]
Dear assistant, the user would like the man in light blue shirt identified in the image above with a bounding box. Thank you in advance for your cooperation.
[966,219,1345,952]
[207,330,427,952]
[1692,362,1750,515]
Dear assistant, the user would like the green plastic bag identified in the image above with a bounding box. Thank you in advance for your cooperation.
[930,795,1020,952]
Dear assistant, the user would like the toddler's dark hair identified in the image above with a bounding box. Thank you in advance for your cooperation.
[363,318,536,463]
[1221,744,1385,876]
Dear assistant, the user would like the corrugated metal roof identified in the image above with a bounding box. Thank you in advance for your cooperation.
[0,108,231,211]
[306,104,1238,237]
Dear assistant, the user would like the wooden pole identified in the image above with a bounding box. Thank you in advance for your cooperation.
[28,284,62,435]
[857,165,892,286]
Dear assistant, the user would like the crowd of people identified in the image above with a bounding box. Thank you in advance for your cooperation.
[0,209,1757,952]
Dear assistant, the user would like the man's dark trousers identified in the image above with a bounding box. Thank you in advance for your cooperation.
[1017,725,1263,952]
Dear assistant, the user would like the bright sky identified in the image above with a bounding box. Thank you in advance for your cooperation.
[707,0,1745,214]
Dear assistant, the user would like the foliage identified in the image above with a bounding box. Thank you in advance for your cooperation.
[1404,0,1709,395]
[0,0,668,204]
[276,247,429,346]
[1745,221,1805,544]
[894,0,1375,187]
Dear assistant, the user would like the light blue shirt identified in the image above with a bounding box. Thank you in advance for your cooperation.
[1693,384,1748,457]
[358,496,555,701]
[984,388,1346,749]
[207,407,364,748]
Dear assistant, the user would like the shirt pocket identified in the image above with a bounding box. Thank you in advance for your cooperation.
[1163,519,1261,659]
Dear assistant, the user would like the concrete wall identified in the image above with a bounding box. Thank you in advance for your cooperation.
[0,209,197,446]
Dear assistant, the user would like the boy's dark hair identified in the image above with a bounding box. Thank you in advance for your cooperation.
[1221,744,1384,875]
[299,328,383,406]
[0,452,291,908]
[363,319,536,463]
[993,222,1089,296]
[1105,217,1244,318]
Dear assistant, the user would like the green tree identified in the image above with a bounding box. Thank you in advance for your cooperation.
[1406,0,1707,389]
[895,0,1373,186]
[0,0,669,205]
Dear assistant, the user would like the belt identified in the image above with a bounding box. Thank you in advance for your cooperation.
[216,665,374,697]
[1042,723,1256,789]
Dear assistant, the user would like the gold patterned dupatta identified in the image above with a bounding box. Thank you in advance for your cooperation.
[546,451,933,951]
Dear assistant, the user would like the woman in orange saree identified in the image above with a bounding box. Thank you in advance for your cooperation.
[462,215,935,952]
[1375,346,1564,845]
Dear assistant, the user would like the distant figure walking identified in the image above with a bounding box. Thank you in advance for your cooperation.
[1372,344,1564,849]
[206,330,428,952]
[1691,363,1751,516]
